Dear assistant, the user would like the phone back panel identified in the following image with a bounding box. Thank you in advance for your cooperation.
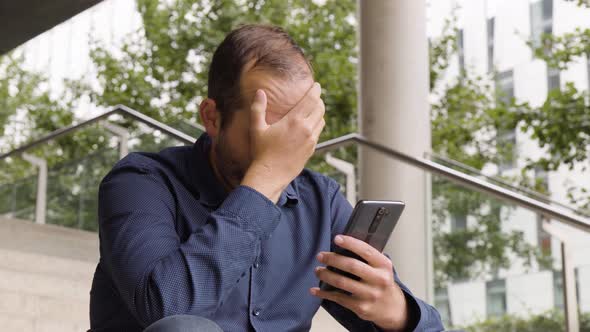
[343,200,405,252]
[319,200,405,294]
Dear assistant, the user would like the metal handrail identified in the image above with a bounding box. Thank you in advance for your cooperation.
[0,104,195,160]
[2,105,590,233]
[316,133,590,232]
[427,152,590,217]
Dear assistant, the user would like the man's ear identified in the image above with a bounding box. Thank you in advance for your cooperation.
[199,98,222,138]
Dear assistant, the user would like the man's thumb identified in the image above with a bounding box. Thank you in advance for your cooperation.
[250,89,267,129]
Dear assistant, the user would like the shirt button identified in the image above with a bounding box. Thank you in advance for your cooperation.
[252,309,261,316]
[254,262,259,268]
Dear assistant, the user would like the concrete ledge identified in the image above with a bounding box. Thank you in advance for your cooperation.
[0,217,346,331]
[0,217,97,331]
[0,217,98,263]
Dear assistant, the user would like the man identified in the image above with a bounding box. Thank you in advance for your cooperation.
[90,24,443,332]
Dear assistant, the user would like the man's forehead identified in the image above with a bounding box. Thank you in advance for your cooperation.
[240,69,314,118]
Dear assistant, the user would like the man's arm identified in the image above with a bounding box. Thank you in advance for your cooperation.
[317,181,444,331]
[98,164,281,327]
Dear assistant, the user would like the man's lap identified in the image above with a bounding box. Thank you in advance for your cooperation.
[143,315,223,332]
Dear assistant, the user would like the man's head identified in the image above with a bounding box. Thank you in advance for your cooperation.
[199,24,315,189]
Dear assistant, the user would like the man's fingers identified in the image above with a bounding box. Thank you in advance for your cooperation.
[311,116,325,141]
[250,89,268,130]
[314,266,373,297]
[334,235,392,269]
[307,97,325,124]
[316,251,377,283]
[309,287,357,310]
[287,82,321,119]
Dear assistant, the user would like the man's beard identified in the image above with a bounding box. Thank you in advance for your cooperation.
[213,134,248,190]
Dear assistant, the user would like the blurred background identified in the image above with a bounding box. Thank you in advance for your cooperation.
[1,0,590,331]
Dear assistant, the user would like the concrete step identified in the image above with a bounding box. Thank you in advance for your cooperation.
[311,307,347,332]
[0,314,87,332]
[0,217,98,263]
[0,290,88,324]
[0,217,98,332]
[0,267,91,305]
[0,248,96,281]
[0,217,347,331]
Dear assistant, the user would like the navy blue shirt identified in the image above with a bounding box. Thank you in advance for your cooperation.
[90,133,443,332]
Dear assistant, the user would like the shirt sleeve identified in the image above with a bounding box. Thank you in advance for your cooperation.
[321,180,445,332]
[97,161,282,327]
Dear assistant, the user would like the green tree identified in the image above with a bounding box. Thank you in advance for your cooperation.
[74,0,357,142]
[0,54,75,152]
[461,309,590,332]
[0,0,555,284]
[0,53,118,230]
[428,18,551,287]
[74,1,553,286]
[522,0,590,212]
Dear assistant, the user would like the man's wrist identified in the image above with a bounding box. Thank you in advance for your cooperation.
[241,163,286,203]
[374,286,411,332]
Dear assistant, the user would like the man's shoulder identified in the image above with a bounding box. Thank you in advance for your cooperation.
[103,145,192,182]
[294,168,341,196]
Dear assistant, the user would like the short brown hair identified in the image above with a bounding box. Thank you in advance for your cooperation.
[207,24,313,127]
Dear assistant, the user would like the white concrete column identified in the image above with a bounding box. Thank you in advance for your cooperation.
[358,0,432,301]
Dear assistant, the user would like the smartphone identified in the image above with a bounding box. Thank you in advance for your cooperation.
[319,200,405,294]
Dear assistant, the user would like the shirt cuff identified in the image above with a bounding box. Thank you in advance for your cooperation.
[217,185,282,238]
[401,289,422,331]
[371,289,421,332]
[398,289,444,332]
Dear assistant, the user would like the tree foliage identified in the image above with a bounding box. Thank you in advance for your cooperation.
[74,0,357,141]
[428,18,551,286]
[522,1,590,210]
[1,0,574,286]
[461,309,590,332]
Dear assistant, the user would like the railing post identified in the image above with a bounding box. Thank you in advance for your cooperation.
[100,120,129,160]
[325,153,357,205]
[543,221,580,332]
[562,243,579,332]
[11,184,17,217]
[22,153,47,225]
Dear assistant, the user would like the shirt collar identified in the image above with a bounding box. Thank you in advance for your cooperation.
[189,133,299,208]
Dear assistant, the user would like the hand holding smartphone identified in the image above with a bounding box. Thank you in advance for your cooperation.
[319,200,405,294]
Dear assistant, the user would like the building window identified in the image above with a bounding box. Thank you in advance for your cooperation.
[496,70,516,171]
[537,214,552,253]
[496,70,515,103]
[530,0,554,49]
[534,166,549,191]
[535,167,552,254]
[498,129,517,172]
[554,270,564,309]
[487,18,495,72]
[574,267,581,308]
[486,279,507,317]
[435,288,452,326]
[547,67,560,92]
[457,29,465,72]
[451,213,467,232]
